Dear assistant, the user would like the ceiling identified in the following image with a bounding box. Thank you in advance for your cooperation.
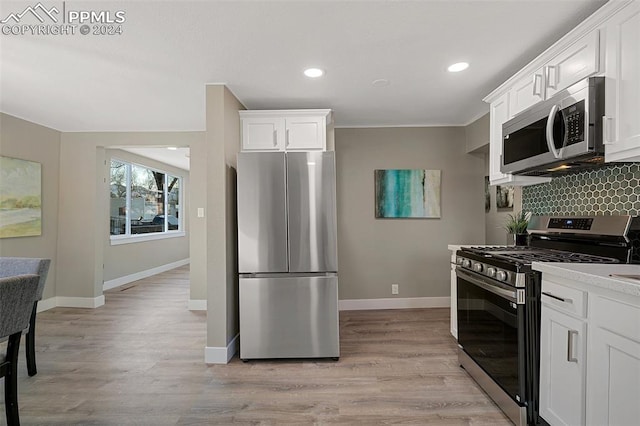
[0,0,606,134]
[119,146,190,171]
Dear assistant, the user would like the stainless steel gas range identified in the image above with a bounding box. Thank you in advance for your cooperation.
[455,215,637,426]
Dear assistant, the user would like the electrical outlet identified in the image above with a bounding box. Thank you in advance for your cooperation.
[391,284,399,295]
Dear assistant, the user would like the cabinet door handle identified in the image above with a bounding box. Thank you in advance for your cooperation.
[542,291,573,304]
[546,65,558,90]
[532,74,542,97]
[286,129,290,147]
[273,130,278,147]
[602,116,614,145]
[567,330,578,362]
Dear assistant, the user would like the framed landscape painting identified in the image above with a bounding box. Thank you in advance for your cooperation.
[374,169,441,218]
[0,155,42,238]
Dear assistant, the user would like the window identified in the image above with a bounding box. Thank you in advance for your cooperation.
[110,159,182,239]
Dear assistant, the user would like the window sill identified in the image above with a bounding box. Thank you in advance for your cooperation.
[110,231,186,246]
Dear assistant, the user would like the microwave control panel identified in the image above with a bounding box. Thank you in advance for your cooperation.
[564,100,585,145]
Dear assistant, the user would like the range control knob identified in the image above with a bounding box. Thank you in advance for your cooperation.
[487,267,496,278]
[496,270,508,281]
[473,262,483,273]
[462,259,471,268]
[456,257,463,265]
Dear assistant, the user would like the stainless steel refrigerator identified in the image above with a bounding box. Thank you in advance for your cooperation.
[237,151,339,360]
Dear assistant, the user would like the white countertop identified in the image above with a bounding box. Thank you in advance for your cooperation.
[532,262,640,298]
[448,244,489,251]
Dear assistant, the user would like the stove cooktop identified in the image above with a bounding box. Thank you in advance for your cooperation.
[461,246,620,265]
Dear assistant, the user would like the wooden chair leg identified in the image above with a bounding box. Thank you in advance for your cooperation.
[5,333,22,426]
[26,302,38,377]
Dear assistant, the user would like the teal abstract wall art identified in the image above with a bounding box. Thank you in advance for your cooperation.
[374,169,441,218]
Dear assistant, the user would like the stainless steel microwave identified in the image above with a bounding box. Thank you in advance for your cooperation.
[501,77,605,176]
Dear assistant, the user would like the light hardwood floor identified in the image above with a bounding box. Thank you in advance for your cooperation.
[2,265,511,425]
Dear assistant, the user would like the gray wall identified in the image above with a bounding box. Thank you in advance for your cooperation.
[104,149,189,282]
[485,152,523,245]
[335,127,485,300]
[463,113,524,245]
[0,113,61,300]
[200,85,244,350]
[465,113,490,154]
[57,131,203,300]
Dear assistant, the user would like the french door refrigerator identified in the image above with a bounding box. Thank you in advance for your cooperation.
[237,151,339,360]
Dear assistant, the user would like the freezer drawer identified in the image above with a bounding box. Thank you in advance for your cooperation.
[239,275,340,359]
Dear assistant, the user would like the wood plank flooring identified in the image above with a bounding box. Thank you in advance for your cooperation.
[2,265,511,425]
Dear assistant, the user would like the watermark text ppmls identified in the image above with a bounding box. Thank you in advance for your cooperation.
[1,2,127,36]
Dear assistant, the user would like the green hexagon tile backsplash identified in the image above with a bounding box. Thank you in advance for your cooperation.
[522,163,640,216]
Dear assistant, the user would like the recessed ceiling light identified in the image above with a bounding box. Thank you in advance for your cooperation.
[304,68,324,78]
[167,147,178,150]
[372,78,390,87]
[447,62,469,73]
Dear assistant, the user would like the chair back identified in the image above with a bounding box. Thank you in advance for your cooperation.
[0,275,40,339]
[0,258,51,301]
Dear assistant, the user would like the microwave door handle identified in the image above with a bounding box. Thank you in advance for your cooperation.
[546,104,561,159]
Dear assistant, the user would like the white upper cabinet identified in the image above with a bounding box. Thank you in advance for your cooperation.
[545,30,600,99]
[284,116,326,151]
[509,31,600,118]
[603,1,640,162]
[241,116,285,151]
[485,0,636,186]
[240,109,332,152]
[509,68,545,117]
[489,93,511,183]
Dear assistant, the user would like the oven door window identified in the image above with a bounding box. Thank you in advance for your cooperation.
[457,273,525,401]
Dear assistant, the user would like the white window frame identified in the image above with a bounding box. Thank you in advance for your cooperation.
[109,158,185,245]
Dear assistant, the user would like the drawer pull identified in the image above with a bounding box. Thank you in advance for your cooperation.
[532,73,542,97]
[567,330,578,363]
[542,291,573,304]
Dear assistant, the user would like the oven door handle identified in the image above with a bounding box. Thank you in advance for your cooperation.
[456,268,518,303]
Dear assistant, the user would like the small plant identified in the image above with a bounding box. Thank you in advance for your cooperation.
[504,211,531,234]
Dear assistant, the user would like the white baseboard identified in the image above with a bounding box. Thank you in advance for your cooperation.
[204,333,239,364]
[339,296,450,311]
[188,299,206,311]
[55,295,106,309]
[37,297,57,312]
[103,258,190,291]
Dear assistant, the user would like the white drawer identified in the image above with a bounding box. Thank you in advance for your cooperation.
[592,295,640,343]
[542,278,587,318]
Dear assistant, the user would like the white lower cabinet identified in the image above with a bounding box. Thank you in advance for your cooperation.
[450,262,457,339]
[586,295,640,426]
[539,274,640,425]
[539,300,587,426]
[448,246,458,339]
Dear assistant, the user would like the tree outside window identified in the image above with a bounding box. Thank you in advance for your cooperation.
[110,159,181,236]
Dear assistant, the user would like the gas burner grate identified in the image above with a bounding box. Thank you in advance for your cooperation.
[492,250,619,264]
[461,246,620,265]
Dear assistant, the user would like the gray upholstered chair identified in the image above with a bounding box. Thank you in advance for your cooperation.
[1,274,40,426]
[0,258,51,376]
